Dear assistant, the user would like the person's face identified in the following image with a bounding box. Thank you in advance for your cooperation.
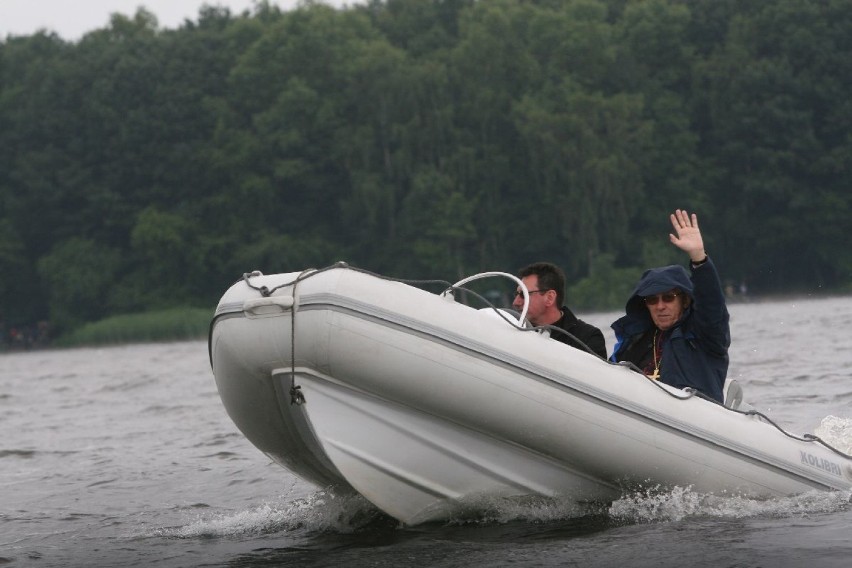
[644,289,685,331]
[512,275,554,325]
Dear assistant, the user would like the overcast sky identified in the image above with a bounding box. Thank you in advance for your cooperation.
[0,1,356,41]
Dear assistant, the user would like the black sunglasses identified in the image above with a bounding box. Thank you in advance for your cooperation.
[644,292,679,306]
[514,289,549,298]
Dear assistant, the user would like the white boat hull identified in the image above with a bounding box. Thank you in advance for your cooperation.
[209,265,852,525]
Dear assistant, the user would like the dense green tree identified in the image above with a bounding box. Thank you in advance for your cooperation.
[696,0,852,291]
[444,0,541,274]
[514,82,651,275]
[36,238,122,332]
[396,166,477,278]
[2,0,852,336]
[363,0,472,57]
[611,0,705,264]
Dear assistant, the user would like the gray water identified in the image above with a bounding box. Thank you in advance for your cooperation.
[2,296,852,567]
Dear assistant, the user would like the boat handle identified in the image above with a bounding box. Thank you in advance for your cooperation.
[243,296,295,315]
[446,271,530,325]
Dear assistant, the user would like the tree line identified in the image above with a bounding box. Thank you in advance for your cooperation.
[2,0,852,337]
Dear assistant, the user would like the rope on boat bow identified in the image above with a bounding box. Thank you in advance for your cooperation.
[633,374,852,460]
[286,269,316,405]
[241,261,456,297]
[241,262,345,297]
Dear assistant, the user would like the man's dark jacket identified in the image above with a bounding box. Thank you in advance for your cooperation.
[551,307,607,359]
[609,259,730,403]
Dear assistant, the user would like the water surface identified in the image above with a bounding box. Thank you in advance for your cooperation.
[2,296,851,567]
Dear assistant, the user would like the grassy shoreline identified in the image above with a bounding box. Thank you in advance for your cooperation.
[53,307,213,348]
[17,290,852,352]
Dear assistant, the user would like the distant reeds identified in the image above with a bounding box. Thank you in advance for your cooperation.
[55,307,212,347]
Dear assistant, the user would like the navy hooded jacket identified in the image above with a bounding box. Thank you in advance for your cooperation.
[609,259,730,403]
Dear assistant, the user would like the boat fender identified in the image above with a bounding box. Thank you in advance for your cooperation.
[243,295,295,316]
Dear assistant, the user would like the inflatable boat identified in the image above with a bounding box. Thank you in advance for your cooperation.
[208,263,852,525]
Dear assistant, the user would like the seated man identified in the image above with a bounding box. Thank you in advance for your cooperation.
[610,210,730,403]
[513,262,607,359]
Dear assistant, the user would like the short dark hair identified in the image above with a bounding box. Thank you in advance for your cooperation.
[517,262,565,306]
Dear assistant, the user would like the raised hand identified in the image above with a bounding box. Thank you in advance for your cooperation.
[669,209,706,262]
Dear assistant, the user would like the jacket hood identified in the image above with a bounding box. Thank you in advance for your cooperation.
[624,264,694,318]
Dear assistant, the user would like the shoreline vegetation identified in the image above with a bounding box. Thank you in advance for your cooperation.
[4,288,850,353]
[48,307,212,349]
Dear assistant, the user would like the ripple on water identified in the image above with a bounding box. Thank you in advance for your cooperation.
[814,415,852,454]
[608,485,851,524]
[162,489,385,539]
[0,449,36,459]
